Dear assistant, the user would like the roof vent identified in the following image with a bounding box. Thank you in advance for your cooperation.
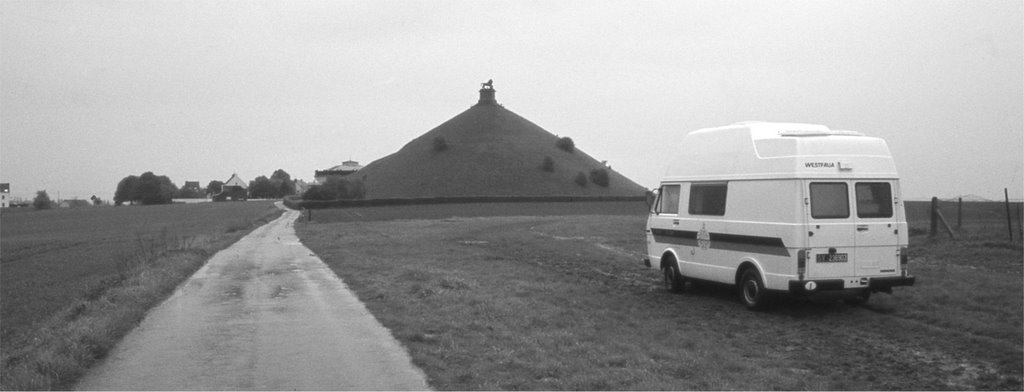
[779,129,865,137]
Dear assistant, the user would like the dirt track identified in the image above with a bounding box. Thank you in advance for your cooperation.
[75,204,429,390]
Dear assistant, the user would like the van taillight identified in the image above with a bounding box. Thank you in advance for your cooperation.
[900,246,909,275]
[797,249,807,279]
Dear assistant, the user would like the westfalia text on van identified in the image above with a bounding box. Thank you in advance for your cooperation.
[644,122,915,310]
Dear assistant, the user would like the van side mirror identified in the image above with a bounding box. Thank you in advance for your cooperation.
[646,189,659,212]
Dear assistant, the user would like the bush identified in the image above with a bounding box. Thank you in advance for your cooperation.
[433,137,449,152]
[541,156,555,172]
[114,175,139,206]
[303,177,365,201]
[114,172,176,205]
[248,176,277,199]
[136,172,176,205]
[589,168,610,187]
[206,180,223,197]
[33,190,52,210]
[246,170,296,199]
[574,172,588,187]
[556,137,575,153]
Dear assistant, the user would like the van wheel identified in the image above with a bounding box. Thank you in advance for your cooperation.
[663,263,685,293]
[739,269,768,310]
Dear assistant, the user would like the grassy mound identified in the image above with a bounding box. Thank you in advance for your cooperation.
[358,97,646,199]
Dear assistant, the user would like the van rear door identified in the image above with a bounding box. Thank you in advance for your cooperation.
[805,181,857,278]
[853,181,901,275]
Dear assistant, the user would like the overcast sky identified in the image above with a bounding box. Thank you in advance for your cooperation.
[2,0,1021,202]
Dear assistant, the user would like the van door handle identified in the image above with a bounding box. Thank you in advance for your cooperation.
[857,225,869,231]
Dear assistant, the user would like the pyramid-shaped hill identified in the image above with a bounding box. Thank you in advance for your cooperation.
[357,86,646,199]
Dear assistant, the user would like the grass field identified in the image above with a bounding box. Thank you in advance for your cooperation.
[297,201,1022,390]
[0,201,282,390]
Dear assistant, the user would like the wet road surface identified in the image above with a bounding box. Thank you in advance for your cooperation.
[76,204,430,390]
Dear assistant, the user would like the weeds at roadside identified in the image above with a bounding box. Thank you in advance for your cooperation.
[112,227,209,280]
[225,218,253,233]
[0,204,283,390]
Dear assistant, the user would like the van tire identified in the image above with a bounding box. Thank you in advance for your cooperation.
[843,290,871,306]
[739,269,768,310]
[663,262,685,293]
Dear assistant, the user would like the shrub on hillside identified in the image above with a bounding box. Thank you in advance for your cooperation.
[303,176,365,201]
[33,190,52,210]
[541,156,555,172]
[589,168,610,187]
[556,137,575,153]
[433,137,449,152]
[574,172,588,187]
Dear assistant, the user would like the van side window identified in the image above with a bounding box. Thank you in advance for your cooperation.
[856,182,893,218]
[810,182,849,219]
[689,183,727,216]
[658,185,681,214]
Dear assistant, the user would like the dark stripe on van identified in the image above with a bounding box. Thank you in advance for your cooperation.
[651,229,790,257]
[708,233,790,257]
[650,228,699,247]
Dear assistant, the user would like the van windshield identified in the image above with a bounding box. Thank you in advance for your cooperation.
[810,182,849,219]
[658,185,680,214]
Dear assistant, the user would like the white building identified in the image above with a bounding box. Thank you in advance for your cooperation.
[1,183,9,208]
[314,160,363,184]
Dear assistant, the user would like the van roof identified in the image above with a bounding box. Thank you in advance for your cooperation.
[663,122,898,181]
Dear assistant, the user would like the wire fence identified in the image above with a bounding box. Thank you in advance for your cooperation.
[906,196,1024,242]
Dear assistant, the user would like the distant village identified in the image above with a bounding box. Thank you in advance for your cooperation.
[0,160,364,209]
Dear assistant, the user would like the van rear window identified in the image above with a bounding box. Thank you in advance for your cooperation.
[689,183,727,216]
[856,182,893,218]
[810,182,849,219]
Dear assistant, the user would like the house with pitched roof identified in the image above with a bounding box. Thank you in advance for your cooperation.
[212,173,248,201]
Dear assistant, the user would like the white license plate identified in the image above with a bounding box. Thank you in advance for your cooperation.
[816,253,848,263]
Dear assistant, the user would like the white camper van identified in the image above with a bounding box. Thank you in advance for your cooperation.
[644,122,915,309]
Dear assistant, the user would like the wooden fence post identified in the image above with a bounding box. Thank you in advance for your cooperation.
[957,197,962,229]
[930,196,956,239]
[1006,188,1013,242]
[930,197,939,237]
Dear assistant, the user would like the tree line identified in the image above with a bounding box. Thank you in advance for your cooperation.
[248,170,296,199]
[113,169,298,206]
